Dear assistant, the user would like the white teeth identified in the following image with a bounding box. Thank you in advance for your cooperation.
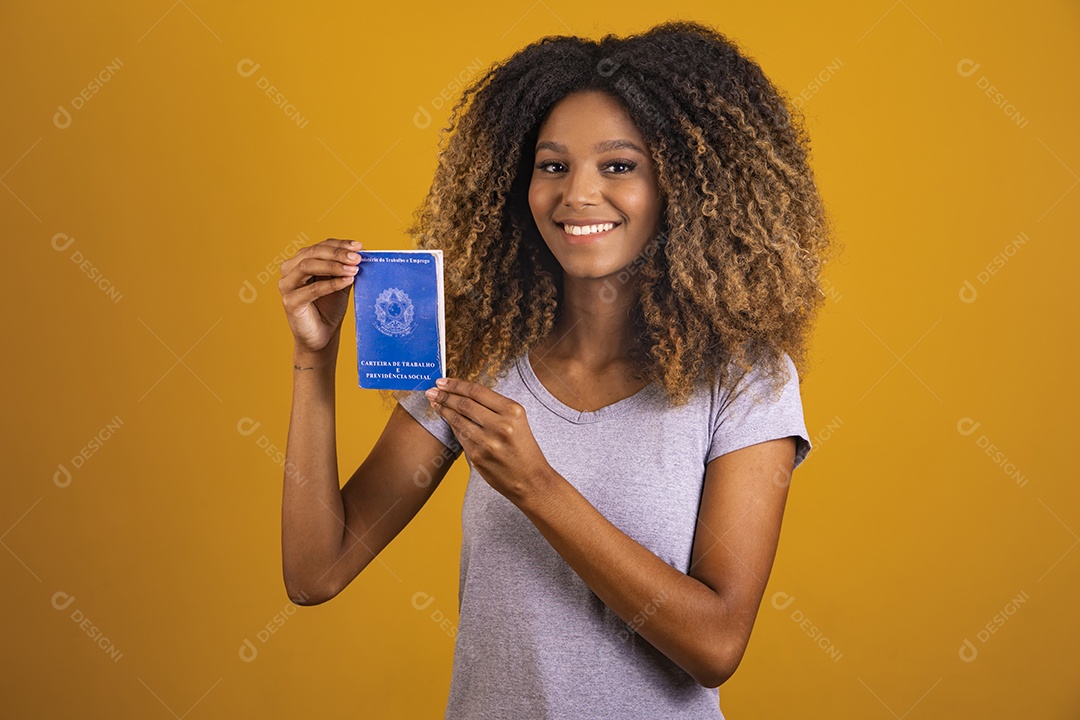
[563,222,615,236]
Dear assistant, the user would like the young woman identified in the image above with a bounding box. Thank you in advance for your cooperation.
[278,20,833,719]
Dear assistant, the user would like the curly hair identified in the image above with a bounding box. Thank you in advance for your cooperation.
[395,19,838,407]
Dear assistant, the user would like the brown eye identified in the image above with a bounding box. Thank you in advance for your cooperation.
[605,160,637,173]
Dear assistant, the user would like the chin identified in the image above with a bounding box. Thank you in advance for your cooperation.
[553,258,628,282]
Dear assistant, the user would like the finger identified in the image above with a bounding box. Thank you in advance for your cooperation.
[279,252,361,295]
[429,396,481,441]
[283,240,362,278]
[280,238,362,278]
[281,274,355,310]
[427,386,498,428]
[434,378,512,414]
[294,255,361,285]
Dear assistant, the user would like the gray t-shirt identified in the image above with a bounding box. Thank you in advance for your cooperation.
[398,352,811,719]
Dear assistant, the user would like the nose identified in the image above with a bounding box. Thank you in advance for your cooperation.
[561,166,600,208]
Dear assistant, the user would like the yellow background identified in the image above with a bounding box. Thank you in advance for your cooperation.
[3,1,1078,717]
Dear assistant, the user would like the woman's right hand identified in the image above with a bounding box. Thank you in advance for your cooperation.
[278,238,362,355]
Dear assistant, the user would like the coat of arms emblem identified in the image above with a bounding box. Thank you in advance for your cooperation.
[373,287,415,337]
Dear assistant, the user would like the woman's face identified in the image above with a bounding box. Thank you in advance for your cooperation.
[528,90,663,284]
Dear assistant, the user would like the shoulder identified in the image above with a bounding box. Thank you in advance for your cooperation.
[714,350,798,408]
[704,350,811,469]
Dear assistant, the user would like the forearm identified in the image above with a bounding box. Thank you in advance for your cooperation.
[281,341,345,602]
[518,468,734,687]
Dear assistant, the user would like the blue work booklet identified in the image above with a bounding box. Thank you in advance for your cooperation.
[353,250,446,391]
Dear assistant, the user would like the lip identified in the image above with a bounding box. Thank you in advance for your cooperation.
[557,221,620,245]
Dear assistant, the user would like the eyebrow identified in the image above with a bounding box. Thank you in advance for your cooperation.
[534,138,647,155]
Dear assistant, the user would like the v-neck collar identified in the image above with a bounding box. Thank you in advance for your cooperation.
[516,353,660,424]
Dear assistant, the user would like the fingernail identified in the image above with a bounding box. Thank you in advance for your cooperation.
[350,240,361,247]
[425,388,438,399]
[435,378,448,387]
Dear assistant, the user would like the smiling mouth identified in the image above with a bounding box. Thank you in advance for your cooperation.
[559,221,620,237]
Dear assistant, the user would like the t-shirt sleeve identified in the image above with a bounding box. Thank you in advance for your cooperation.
[706,353,812,471]
[396,390,462,453]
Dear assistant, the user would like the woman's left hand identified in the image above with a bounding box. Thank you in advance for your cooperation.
[425,378,553,506]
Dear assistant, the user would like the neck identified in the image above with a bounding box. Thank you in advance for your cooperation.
[537,274,641,367]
